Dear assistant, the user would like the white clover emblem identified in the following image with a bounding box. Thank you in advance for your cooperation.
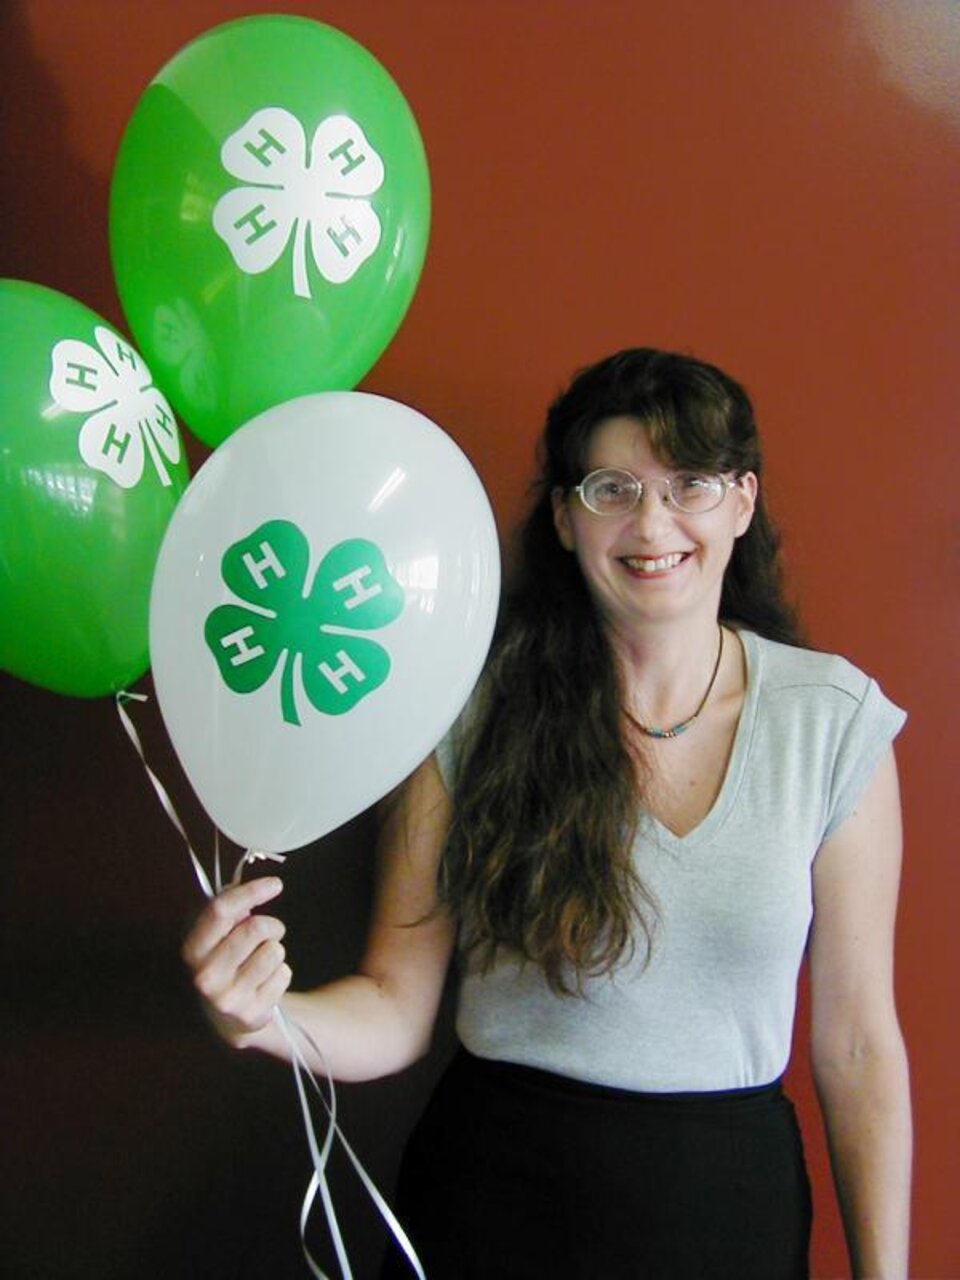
[212,108,385,300]
[48,326,181,490]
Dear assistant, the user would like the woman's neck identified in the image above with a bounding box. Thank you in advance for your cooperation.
[611,617,729,730]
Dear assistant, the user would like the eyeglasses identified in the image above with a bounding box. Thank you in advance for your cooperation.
[573,467,737,516]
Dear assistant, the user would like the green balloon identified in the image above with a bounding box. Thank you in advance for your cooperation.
[109,15,431,448]
[0,280,190,697]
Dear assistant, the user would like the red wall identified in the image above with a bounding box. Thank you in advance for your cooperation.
[3,2,957,1276]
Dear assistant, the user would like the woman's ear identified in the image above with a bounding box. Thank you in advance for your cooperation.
[733,472,758,538]
[551,486,576,551]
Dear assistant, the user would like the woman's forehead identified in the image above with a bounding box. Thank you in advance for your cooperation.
[585,416,662,466]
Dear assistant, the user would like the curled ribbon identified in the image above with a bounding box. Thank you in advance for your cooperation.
[116,691,426,1279]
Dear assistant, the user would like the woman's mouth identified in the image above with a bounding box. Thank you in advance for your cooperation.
[621,552,689,575]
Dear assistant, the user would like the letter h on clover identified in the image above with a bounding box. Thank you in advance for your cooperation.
[204,520,405,726]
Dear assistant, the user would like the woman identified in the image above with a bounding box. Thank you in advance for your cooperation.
[183,349,911,1278]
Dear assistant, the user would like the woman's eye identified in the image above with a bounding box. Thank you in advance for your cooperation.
[676,473,713,492]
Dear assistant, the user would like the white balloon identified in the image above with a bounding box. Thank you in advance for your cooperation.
[149,392,500,852]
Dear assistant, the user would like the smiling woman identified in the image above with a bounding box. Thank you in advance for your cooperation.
[551,415,757,641]
[183,348,911,1279]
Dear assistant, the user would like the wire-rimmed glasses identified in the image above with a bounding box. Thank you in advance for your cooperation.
[573,467,737,516]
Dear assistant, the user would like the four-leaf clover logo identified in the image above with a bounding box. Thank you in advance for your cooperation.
[48,326,181,489]
[204,520,405,726]
[212,108,385,300]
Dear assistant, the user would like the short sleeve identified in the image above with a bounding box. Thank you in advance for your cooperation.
[824,678,906,839]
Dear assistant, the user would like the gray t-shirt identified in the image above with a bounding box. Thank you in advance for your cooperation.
[436,630,906,1092]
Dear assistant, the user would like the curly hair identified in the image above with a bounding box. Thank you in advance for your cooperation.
[439,349,803,993]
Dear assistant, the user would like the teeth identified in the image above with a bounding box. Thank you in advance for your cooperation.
[624,553,685,573]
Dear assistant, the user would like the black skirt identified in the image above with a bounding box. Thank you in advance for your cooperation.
[381,1048,811,1280]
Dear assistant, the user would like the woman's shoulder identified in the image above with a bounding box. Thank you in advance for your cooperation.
[741,630,907,756]
[742,630,875,700]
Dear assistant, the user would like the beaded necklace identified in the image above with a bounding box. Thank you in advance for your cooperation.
[624,624,724,740]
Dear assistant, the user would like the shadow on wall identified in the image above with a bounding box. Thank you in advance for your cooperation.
[0,664,456,1279]
[0,0,118,320]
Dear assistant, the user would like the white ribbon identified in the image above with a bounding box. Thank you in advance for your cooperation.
[277,1008,428,1280]
[116,692,215,900]
[116,691,427,1279]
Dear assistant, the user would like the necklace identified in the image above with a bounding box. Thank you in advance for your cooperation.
[625,624,725,740]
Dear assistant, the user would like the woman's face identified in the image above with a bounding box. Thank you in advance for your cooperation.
[551,416,757,638]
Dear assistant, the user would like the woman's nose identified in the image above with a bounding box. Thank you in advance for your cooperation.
[629,480,675,531]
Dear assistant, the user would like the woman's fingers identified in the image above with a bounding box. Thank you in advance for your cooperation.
[182,876,283,968]
[209,935,292,1031]
[193,913,285,998]
[248,949,294,1016]
[182,877,291,1036]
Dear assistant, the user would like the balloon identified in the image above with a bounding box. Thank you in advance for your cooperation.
[110,15,431,449]
[149,392,500,852]
[0,279,189,697]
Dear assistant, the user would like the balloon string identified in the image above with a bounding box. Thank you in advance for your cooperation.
[276,1008,428,1280]
[115,692,215,901]
[115,692,426,1279]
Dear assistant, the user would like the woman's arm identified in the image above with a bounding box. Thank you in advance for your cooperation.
[182,754,457,1082]
[809,746,912,1279]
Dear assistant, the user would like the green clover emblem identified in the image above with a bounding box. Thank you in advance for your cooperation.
[204,520,404,726]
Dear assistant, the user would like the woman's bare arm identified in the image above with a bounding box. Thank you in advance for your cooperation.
[809,747,912,1279]
[182,754,456,1081]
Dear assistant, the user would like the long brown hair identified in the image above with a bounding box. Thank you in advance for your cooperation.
[439,349,802,993]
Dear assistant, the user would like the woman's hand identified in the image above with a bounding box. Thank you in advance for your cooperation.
[181,876,291,1047]
[179,755,455,1079]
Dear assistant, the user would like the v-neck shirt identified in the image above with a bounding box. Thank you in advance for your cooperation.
[438,631,906,1092]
